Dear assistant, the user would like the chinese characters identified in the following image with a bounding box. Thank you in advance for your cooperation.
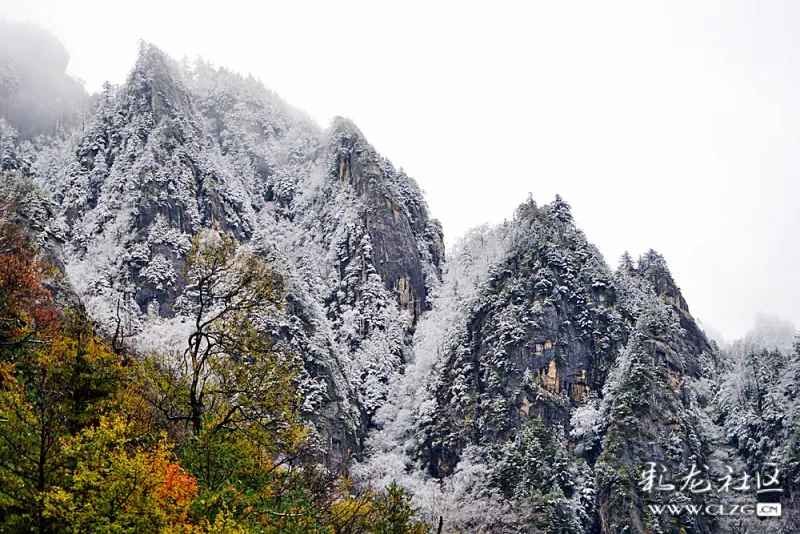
[639,462,782,495]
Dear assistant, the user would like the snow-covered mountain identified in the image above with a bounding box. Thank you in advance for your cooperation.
[3,23,800,533]
[3,37,444,457]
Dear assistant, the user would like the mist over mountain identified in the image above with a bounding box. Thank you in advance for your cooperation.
[2,21,799,533]
[0,18,88,139]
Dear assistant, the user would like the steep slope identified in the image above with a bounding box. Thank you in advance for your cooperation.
[7,25,795,533]
[593,252,719,533]
[0,118,81,315]
[14,41,443,456]
[420,197,625,480]
[361,197,723,533]
[56,44,254,327]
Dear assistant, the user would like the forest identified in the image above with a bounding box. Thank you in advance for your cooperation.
[2,18,800,533]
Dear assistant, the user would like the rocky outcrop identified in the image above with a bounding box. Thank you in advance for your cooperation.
[4,39,444,459]
[329,119,443,321]
[593,253,718,534]
[421,197,624,478]
[413,197,719,532]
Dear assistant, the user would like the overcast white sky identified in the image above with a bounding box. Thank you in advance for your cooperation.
[3,0,800,342]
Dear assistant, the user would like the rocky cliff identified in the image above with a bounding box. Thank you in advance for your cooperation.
[4,23,797,534]
[1,33,443,458]
[361,197,724,533]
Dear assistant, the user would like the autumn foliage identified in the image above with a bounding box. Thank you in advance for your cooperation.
[0,202,428,533]
[43,417,198,533]
[0,223,59,348]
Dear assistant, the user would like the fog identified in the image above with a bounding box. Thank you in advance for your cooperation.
[2,0,800,342]
[0,18,87,137]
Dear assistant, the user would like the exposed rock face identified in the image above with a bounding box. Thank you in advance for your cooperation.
[329,120,443,321]
[58,45,253,318]
[410,197,720,532]
[421,197,625,478]
[5,28,762,533]
[3,40,443,458]
[593,252,719,534]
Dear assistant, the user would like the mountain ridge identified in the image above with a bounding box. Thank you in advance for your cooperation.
[2,25,799,533]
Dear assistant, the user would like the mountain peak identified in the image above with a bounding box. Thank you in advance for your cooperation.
[636,249,690,313]
[125,41,191,121]
[329,116,364,139]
